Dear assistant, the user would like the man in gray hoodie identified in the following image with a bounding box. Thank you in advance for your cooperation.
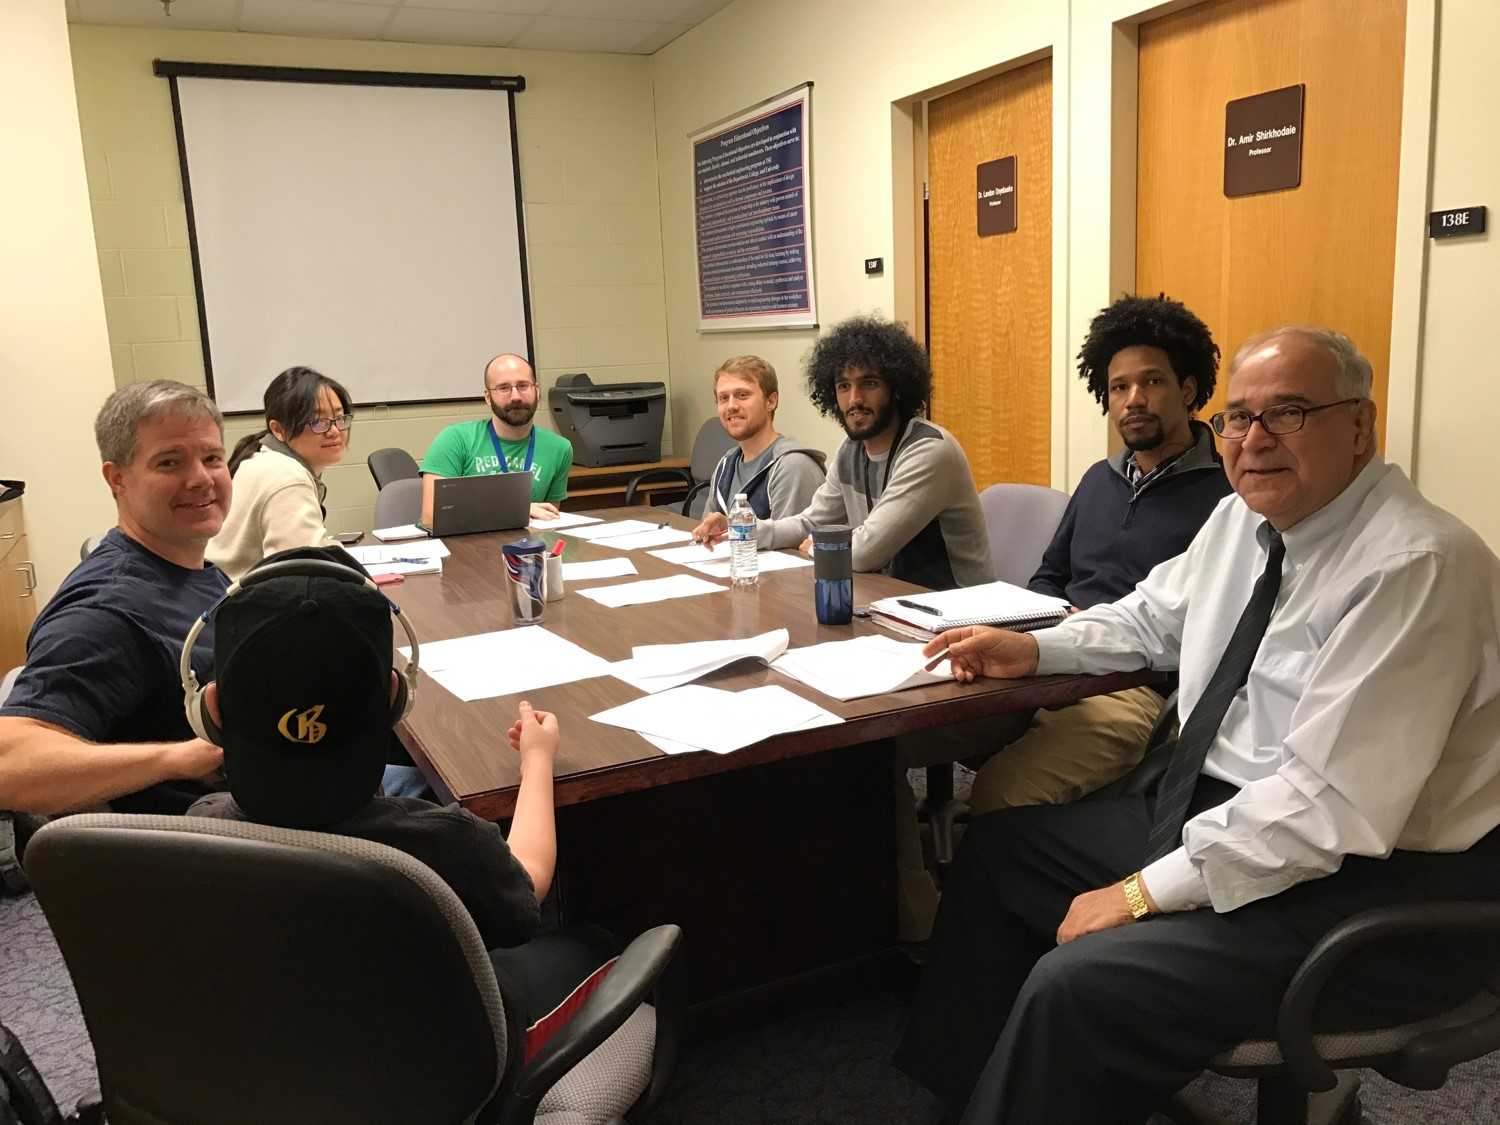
[691,355,825,531]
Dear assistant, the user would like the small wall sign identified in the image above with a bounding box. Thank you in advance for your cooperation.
[1224,84,1304,198]
[1429,206,1486,239]
[976,156,1017,236]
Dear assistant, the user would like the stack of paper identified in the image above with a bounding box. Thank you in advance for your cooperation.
[528,511,604,530]
[370,524,427,542]
[609,629,789,693]
[771,635,952,701]
[399,627,612,702]
[348,539,450,577]
[868,580,1068,641]
[592,683,842,755]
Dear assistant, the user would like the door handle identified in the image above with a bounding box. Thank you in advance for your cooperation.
[17,560,36,596]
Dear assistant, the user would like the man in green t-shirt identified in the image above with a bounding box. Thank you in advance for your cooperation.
[420,354,574,525]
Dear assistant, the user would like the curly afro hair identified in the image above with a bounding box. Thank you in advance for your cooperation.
[804,314,931,422]
[1077,294,1219,413]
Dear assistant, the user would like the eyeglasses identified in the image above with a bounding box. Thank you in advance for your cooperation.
[1209,399,1363,440]
[487,381,537,398]
[306,414,354,434]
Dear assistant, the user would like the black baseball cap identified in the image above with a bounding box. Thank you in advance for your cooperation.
[214,546,394,829]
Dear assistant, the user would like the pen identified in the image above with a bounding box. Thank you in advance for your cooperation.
[897,598,941,615]
[551,539,565,557]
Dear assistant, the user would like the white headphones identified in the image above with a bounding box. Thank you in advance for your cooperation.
[180,557,421,746]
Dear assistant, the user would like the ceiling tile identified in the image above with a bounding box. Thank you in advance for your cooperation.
[402,0,550,11]
[631,21,692,54]
[73,0,240,31]
[238,0,394,38]
[676,0,734,23]
[384,7,532,46]
[544,0,699,21]
[508,14,661,53]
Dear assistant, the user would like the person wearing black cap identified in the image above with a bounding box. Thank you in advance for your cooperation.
[188,548,614,1011]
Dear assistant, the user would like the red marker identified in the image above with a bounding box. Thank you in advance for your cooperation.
[551,539,566,557]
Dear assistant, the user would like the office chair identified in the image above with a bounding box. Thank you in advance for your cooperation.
[25,814,681,1125]
[1093,699,1500,1125]
[918,483,1072,868]
[367,447,422,491]
[373,477,423,529]
[623,418,735,518]
[79,534,105,560]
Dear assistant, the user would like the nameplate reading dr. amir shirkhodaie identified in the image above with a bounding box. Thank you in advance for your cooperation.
[1224,83,1304,198]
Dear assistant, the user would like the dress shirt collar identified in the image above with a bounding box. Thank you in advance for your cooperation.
[1275,455,1390,560]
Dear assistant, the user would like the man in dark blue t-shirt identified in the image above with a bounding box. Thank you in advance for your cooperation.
[0,381,231,814]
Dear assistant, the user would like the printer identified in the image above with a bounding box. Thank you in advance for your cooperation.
[549,373,667,467]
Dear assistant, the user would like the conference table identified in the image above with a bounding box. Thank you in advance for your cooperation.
[393,506,1159,1005]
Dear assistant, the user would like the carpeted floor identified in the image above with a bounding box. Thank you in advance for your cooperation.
[4,886,1498,1124]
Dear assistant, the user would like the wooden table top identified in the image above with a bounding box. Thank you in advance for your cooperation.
[394,506,1159,820]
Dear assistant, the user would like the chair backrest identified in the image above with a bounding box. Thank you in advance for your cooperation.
[26,813,509,1125]
[0,666,19,705]
[80,533,106,560]
[978,483,1072,586]
[367,447,422,490]
[681,419,737,519]
[373,477,423,529]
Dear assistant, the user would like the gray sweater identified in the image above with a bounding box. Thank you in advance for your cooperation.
[760,416,992,590]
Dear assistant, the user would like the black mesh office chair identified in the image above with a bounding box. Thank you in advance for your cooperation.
[26,814,681,1125]
[367,447,421,490]
[623,419,735,518]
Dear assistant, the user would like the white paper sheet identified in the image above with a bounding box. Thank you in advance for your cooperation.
[595,527,694,551]
[649,542,731,565]
[371,524,427,541]
[364,559,442,577]
[399,627,612,702]
[527,511,605,530]
[682,551,812,578]
[770,634,951,701]
[561,558,638,581]
[575,574,726,608]
[348,539,451,565]
[640,707,842,756]
[609,628,789,693]
[592,683,843,755]
[567,519,669,541]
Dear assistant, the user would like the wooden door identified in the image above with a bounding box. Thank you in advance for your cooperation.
[1136,0,1405,441]
[926,58,1052,488]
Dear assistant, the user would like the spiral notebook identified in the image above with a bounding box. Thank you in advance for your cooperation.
[869,580,1068,641]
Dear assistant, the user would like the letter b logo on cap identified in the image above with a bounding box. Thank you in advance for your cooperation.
[277,705,328,744]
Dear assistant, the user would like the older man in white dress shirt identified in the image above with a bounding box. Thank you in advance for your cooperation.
[893,325,1500,1124]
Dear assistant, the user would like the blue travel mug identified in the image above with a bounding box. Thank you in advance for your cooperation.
[502,538,547,626]
[811,525,854,625]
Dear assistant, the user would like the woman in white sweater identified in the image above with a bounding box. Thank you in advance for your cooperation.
[208,367,353,580]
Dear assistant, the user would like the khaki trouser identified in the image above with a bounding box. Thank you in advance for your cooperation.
[894,686,1164,942]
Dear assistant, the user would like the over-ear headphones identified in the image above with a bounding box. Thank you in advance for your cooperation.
[180,558,421,746]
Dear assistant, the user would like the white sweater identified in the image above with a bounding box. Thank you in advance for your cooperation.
[207,443,336,581]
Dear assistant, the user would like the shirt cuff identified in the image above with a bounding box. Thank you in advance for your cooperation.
[1140,849,1211,913]
[1032,626,1081,675]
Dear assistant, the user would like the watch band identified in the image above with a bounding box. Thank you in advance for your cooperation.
[1123,872,1152,919]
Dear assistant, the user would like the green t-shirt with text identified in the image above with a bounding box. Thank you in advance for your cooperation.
[421,419,572,504]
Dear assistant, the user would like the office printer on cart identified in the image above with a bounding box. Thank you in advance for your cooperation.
[549,373,667,468]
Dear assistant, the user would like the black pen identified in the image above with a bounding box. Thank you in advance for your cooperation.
[897,598,941,615]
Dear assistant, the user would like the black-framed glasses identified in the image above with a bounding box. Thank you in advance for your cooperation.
[1209,399,1363,439]
[306,413,354,434]
[487,380,537,398]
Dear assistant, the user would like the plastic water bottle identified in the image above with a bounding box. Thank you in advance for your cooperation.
[728,493,759,588]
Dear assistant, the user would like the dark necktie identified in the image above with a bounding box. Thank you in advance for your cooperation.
[1143,525,1286,864]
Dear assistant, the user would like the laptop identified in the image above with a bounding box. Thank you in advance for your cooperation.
[426,473,534,537]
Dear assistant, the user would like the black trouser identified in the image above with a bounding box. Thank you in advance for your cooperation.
[487,924,620,1028]
[893,784,1500,1124]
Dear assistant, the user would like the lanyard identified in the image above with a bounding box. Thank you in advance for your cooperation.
[488,425,536,475]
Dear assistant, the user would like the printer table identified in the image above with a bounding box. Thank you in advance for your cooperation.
[563,456,691,512]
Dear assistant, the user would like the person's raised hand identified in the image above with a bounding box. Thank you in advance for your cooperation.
[507,699,560,766]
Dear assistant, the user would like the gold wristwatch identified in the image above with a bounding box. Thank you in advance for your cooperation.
[1123,872,1152,919]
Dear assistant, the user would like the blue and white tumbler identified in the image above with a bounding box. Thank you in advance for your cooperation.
[811,525,854,625]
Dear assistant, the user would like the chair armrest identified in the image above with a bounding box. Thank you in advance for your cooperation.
[679,480,709,518]
[508,924,682,1105]
[623,468,693,506]
[1277,900,1500,1092]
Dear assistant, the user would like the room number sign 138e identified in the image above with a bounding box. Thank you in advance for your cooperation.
[1428,206,1486,239]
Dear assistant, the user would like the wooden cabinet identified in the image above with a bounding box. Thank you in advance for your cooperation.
[0,499,38,672]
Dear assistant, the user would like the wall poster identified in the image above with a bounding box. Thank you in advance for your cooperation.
[690,83,816,331]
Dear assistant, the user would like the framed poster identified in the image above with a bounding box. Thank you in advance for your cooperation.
[690,83,817,331]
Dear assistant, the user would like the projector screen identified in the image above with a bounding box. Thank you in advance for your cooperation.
[158,63,532,414]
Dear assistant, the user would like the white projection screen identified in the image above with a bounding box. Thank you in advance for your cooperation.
[159,63,532,413]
